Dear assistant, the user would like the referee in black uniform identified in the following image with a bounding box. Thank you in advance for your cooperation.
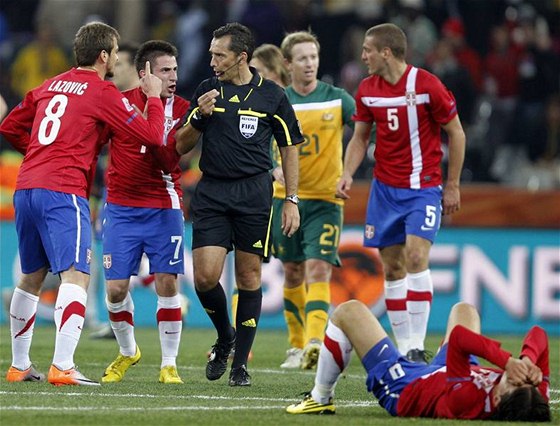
[175,22,303,386]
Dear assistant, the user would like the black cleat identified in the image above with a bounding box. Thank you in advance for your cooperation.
[229,364,251,387]
[206,332,236,381]
[406,349,431,364]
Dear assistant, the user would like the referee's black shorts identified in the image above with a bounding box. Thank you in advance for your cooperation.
[191,172,273,259]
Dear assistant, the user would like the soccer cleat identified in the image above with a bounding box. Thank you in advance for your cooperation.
[159,365,183,384]
[6,365,45,382]
[206,331,236,381]
[90,324,116,339]
[228,364,251,387]
[286,392,336,415]
[48,365,100,386]
[406,348,431,364]
[102,346,141,383]
[280,347,303,369]
[300,339,321,370]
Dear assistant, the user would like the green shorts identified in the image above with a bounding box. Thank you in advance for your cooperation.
[272,198,343,266]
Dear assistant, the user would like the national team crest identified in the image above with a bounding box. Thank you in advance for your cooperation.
[365,225,375,239]
[164,116,174,134]
[239,115,258,138]
[406,91,416,106]
[103,254,112,269]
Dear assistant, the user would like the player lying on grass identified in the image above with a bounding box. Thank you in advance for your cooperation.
[286,301,550,421]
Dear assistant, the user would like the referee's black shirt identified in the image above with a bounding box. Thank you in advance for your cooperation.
[186,67,303,180]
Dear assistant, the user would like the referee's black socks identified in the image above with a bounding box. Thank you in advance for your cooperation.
[196,284,234,342]
[232,287,262,369]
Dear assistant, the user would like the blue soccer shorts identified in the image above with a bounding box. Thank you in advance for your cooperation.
[102,203,185,280]
[364,180,442,248]
[362,337,447,416]
[14,189,92,275]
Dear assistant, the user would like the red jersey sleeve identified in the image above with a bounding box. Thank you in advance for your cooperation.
[520,326,550,401]
[447,325,512,378]
[352,77,375,123]
[422,71,458,125]
[445,326,511,417]
[0,91,36,154]
[98,84,165,147]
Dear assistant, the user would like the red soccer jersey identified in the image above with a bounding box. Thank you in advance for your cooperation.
[354,65,457,189]
[397,325,550,419]
[0,68,165,198]
[106,88,189,209]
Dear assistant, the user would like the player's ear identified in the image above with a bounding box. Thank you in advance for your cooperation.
[492,389,501,407]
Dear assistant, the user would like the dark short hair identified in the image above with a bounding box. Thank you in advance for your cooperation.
[117,42,139,66]
[213,22,255,61]
[365,23,407,61]
[73,22,119,66]
[134,40,178,73]
[491,386,551,422]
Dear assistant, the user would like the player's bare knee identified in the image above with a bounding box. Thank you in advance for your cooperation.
[106,281,129,302]
[450,302,478,321]
[283,262,305,287]
[405,250,428,271]
[332,300,368,328]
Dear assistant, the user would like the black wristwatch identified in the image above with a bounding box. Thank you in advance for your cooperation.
[192,110,204,121]
[285,194,299,205]
[190,109,209,130]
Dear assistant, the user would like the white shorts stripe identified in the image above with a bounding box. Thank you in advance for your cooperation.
[71,194,81,263]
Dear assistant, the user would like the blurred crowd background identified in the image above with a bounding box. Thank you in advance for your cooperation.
[0,0,559,201]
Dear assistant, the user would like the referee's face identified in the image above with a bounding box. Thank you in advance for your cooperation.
[209,36,240,82]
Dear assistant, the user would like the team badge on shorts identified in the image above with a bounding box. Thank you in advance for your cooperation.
[103,254,112,269]
[365,224,375,239]
[239,115,258,138]
[86,249,92,264]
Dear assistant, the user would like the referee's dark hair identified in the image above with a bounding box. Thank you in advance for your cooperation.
[213,22,255,62]
[134,40,178,73]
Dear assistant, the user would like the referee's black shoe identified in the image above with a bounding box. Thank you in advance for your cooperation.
[206,331,236,381]
[229,364,251,387]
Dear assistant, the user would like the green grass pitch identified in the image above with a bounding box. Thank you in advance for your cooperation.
[1,326,558,425]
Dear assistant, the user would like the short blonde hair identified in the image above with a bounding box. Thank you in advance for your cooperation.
[280,31,320,62]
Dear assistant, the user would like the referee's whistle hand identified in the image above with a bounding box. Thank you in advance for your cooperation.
[198,89,220,116]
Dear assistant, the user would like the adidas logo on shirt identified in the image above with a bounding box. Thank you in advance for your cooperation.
[229,95,240,103]
[242,318,257,328]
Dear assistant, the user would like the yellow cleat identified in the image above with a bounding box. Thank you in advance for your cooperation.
[159,365,183,384]
[286,392,335,415]
[300,339,321,370]
[101,346,141,383]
